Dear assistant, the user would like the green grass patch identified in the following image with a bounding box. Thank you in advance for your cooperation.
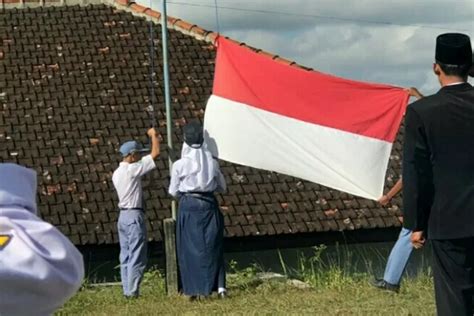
[57,246,436,315]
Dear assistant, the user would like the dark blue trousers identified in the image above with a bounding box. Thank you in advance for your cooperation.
[177,194,225,296]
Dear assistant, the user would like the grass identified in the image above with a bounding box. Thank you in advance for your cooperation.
[57,246,436,315]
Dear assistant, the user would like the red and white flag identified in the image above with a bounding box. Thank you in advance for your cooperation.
[204,38,409,200]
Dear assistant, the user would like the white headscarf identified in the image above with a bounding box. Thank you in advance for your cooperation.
[0,163,84,316]
[179,142,218,190]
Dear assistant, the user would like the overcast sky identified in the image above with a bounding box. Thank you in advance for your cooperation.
[145,0,474,95]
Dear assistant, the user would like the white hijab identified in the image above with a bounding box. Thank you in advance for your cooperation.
[179,142,218,190]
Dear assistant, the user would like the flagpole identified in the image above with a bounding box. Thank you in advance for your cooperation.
[161,0,179,295]
[161,0,176,220]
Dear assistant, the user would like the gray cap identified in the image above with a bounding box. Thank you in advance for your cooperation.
[119,141,149,157]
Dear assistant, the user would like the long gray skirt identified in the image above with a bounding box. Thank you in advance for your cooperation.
[177,194,225,296]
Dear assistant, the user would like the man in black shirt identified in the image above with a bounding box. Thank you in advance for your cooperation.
[403,33,474,315]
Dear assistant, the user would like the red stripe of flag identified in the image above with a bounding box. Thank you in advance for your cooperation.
[213,37,409,142]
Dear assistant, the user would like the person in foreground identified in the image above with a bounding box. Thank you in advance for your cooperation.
[403,33,474,315]
[0,163,84,316]
[169,121,227,300]
[112,128,160,298]
[371,88,424,293]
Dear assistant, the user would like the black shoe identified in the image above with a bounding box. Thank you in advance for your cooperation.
[370,278,400,293]
[217,291,227,299]
[124,294,138,300]
[188,295,198,302]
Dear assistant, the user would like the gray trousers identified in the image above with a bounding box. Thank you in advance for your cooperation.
[118,209,147,297]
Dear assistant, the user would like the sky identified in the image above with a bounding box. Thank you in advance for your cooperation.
[144,0,474,95]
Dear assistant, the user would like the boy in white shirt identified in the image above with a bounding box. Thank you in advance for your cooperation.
[112,128,160,298]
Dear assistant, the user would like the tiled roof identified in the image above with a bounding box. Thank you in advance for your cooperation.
[0,2,403,245]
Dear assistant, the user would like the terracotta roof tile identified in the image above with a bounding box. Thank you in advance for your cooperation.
[129,3,148,13]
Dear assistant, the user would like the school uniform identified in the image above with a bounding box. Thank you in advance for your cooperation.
[0,163,84,316]
[169,140,227,297]
[112,141,156,297]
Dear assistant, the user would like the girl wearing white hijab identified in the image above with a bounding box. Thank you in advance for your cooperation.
[169,121,227,300]
[0,163,84,316]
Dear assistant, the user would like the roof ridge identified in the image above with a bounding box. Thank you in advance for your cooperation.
[107,0,311,71]
[0,0,311,71]
[107,0,218,44]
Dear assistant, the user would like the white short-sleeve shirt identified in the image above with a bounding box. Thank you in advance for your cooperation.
[112,155,157,209]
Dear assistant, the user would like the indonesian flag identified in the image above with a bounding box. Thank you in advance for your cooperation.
[204,37,409,200]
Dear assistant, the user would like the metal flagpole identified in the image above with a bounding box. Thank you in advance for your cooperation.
[161,0,177,220]
[160,0,179,295]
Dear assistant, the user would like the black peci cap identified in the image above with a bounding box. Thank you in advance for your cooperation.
[435,33,472,66]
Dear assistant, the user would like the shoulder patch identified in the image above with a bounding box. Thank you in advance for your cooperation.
[0,235,12,250]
